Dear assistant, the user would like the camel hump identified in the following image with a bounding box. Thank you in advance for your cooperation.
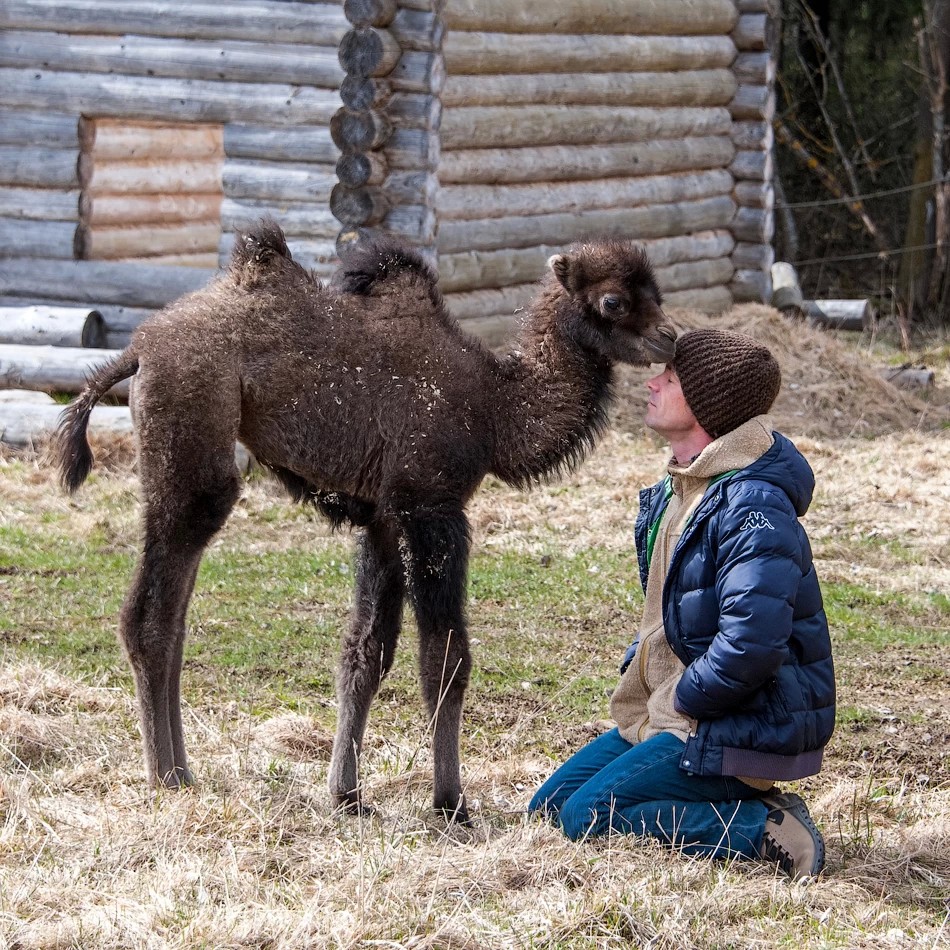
[229,218,294,272]
[335,235,438,296]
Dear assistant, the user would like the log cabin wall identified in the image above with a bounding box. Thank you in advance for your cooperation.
[0,0,348,348]
[432,0,748,337]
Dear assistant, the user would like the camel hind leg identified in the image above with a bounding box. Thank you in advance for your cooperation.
[122,367,242,788]
[121,471,240,787]
[329,517,404,812]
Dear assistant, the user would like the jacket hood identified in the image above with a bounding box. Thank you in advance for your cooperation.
[732,429,815,516]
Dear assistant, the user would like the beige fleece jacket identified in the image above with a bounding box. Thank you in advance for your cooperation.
[609,416,776,751]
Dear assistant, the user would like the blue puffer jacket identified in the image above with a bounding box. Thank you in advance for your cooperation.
[633,432,836,780]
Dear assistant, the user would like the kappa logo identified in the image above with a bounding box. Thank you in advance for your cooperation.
[740,511,774,530]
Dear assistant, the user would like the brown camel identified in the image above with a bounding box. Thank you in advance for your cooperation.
[57,221,675,821]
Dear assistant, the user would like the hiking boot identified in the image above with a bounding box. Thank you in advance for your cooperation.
[760,792,825,880]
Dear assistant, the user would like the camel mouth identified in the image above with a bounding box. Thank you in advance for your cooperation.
[643,325,677,363]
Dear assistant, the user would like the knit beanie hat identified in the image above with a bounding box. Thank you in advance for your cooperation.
[672,329,781,438]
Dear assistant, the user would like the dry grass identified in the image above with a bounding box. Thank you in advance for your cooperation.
[1,305,949,948]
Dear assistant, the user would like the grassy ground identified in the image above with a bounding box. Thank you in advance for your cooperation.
[1,323,949,948]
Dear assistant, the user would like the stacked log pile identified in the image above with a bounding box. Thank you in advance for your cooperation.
[435,0,741,333]
[728,0,778,303]
[330,0,445,260]
[0,0,348,341]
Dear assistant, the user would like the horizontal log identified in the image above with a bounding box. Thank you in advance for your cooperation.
[455,314,517,349]
[663,285,733,312]
[80,158,223,196]
[0,31,345,88]
[0,344,130,397]
[330,108,394,154]
[729,149,773,182]
[383,204,437,244]
[0,258,213,309]
[730,268,771,303]
[444,33,737,75]
[729,84,776,121]
[441,106,731,151]
[0,108,78,148]
[0,217,76,260]
[731,241,774,271]
[81,193,221,227]
[223,125,338,165]
[76,223,221,261]
[438,231,736,293]
[385,128,440,170]
[344,0,397,28]
[877,366,935,388]
[439,135,735,185]
[657,257,734,293]
[340,75,393,111]
[444,284,533,322]
[387,92,442,132]
[80,118,223,162]
[0,297,153,335]
[737,0,778,11]
[0,306,106,348]
[336,152,389,188]
[437,195,736,254]
[0,186,80,222]
[390,51,445,95]
[444,0,737,34]
[222,161,336,203]
[442,69,737,108]
[734,51,776,85]
[0,146,79,189]
[732,120,773,151]
[770,262,803,312]
[0,399,133,448]
[0,68,341,126]
[734,180,774,211]
[733,13,771,51]
[806,299,873,330]
[115,252,220,268]
[438,169,733,221]
[383,170,438,207]
[1,1,348,45]
[330,183,390,227]
[732,205,774,243]
[390,8,445,52]
[339,27,402,77]
[220,200,338,238]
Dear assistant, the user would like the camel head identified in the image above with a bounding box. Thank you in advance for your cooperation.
[547,241,676,366]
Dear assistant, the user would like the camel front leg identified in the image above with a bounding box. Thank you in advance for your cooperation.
[329,519,404,813]
[401,502,472,822]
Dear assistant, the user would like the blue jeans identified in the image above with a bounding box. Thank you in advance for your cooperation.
[529,729,770,859]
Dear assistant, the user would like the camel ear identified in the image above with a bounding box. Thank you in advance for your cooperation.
[548,254,573,289]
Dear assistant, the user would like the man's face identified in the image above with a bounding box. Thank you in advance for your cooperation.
[644,365,700,439]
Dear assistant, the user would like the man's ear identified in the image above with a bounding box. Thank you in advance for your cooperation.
[547,253,574,290]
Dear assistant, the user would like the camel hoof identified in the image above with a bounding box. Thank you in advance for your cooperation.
[157,766,195,789]
[436,797,472,826]
[332,790,377,818]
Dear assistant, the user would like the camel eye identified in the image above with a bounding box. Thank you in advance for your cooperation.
[601,294,628,315]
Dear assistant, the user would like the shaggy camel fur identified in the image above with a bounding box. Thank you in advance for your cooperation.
[57,221,675,821]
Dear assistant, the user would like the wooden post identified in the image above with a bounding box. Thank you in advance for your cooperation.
[333,0,444,259]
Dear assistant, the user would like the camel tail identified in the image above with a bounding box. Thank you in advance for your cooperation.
[56,348,140,494]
